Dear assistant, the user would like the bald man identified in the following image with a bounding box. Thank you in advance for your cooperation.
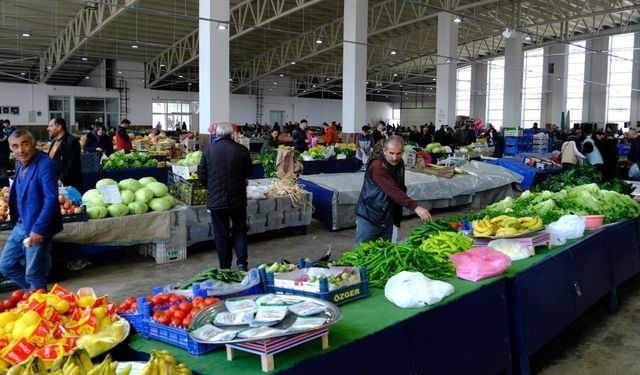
[355,135,431,245]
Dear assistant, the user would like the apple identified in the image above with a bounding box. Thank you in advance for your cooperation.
[73,207,82,214]
[58,195,66,204]
[63,202,72,210]
[61,208,66,215]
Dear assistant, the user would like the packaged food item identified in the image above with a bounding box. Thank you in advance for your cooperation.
[237,326,287,339]
[251,306,288,327]
[192,324,241,342]
[224,299,257,314]
[288,301,326,317]
[255,294,299,306]
[289,317,327,331]
[212,312,254,326]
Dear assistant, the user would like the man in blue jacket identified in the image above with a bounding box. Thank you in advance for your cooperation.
[0,130,63,290]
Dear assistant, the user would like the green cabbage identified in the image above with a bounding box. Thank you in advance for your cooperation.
[146,182,169,198]
[86,206,108,219]
[138,177,157,186]
[82,189,105,207]
[127,202,148,215]
[149,197,172,211]
[118,178,143,192]
[162,195,176,208]
[96,178,118,189]
[107,203,129,217]
[134,187,154,203]
[120,190,135,205]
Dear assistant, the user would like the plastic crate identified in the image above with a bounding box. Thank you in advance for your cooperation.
[80,153,100,173]
[0,221,13,232]
[259,267,369,306]
[62,205,88,223]
[504,145,519,155]
[191,281,263,300]
[619,144,630,156]
[141,242,187,264]
[0,275,19,292]
[505,137,519,146]
[118,297,147,333]
[175,176,207,206]
[143,318,220,356]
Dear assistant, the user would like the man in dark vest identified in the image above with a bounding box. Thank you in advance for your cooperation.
[355,135,431,245]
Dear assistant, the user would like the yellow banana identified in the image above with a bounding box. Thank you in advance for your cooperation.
[7,365,25,375]
[490,215,509,224]
[77,350,94,375]
[116,364,132,375]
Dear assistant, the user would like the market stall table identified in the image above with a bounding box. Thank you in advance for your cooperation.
[300,161,522,230]
[127,278,511,375]
[485,153,562,190]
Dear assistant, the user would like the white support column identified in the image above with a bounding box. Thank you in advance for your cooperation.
[503,31,523,128]
[342,0,368,137]
[199,0,230,135]
[630,32,640,126]
[584,36,609,126]
[542,44,568,126]
[435,12,458,126]
[470,61,487,120]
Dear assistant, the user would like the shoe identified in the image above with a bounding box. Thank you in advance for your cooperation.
[237,264,248,272]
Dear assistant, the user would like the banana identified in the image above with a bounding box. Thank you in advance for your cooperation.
[77,350,94,375]
[519,216,534,224]
[116,364,131,375]
[85,361,105,375]
[109,362,118,373]
[51,356,66,372]
[7,365,25,375]
[67,366,79,375]
[490,215,509,224]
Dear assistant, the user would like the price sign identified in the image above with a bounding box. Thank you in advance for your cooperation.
[99,184,122,204]
[172,165,191,180]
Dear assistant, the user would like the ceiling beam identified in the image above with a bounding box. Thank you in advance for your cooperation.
[38,0,139,83]
[146,0,324,88]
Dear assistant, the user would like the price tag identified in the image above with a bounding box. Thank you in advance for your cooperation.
[172,165,191,180]
[99,184,122,204]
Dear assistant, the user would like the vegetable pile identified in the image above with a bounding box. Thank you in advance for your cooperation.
[179,269,245,290]
[175,150,202,167]
[102,151,158,171]
[82,177,176,219]
[534,163,633,195]
[479,183,640,224]
[424,142,447,154]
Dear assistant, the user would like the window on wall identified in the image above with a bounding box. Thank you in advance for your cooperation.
[522,48,544,128]
[566,41,586,126]
[152,100,196,131]
[486,57,505,128]
[48,96,70,122]
[607,33,634,126]
[74,97,119,131]
[456,66,471,117]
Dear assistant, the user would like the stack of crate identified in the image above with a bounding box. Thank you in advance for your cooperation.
[533,133,550,153]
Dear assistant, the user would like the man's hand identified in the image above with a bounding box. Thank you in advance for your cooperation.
[96,147,103,152]
[29,232,45,246]
[415,206,432,222]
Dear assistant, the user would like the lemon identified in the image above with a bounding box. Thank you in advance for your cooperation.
[21,311,41,326]
[92,307,106,321]
[77,296,96,308]
[55,300,70,313]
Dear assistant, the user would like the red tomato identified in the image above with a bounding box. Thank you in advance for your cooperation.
[125,297,136,304]
[178,301,192,312]
[11,290,24,301]
[173,310,185,320]
[182,316,192,327]
[204,297,219,306]
[2,300,13,309]
[130,302,137,311]
[151,296,162,306]
[192,296,204,304]
[169,295,179,304]
[171,317,182,327]
[158,315,170,325]
[168,305,179,314]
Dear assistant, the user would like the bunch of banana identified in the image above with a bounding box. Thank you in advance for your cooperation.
[137,350,191,375]
[472,215,543,237]
[6,350,130,375]
[6,357,47,375]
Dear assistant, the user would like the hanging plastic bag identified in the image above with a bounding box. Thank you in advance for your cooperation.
[323,146,336,159]
[547,214,585,245]
[629,163,640,179]
[449,247,512,282]
[487,239,534,261]
[384,271,454,308]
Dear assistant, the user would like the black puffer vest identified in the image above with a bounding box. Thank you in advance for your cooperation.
[356,155,406,227]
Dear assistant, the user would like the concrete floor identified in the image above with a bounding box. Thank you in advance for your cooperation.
[1,210,639,374]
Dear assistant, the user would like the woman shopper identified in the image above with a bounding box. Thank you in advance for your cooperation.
[581,133,604,173]
[560,135,585,169]
[85,124,114,156]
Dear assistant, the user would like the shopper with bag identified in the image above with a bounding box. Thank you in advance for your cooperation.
[355,125,372,171]
[560,135,585,170]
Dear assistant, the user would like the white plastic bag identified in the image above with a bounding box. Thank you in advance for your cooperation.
[323,146,336,159]
[629,163,640,179]
[487,239,534,261]
[384,271,454,308]
[547,214,586,245]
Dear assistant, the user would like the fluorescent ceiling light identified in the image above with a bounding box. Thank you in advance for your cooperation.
[131,43,139,49]
[389,50,397,55]
[21,32,31,37]
[453,17,462,23]
[81,56,88,61]
[217,23,227,30]
[315,38,323,44]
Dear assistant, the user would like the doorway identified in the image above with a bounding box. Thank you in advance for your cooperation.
[269,110,284,127]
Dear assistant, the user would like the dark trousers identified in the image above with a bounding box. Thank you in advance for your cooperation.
[210,208,248,269]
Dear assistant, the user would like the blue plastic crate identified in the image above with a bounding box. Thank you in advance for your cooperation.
[259,267,369,306]
[619,144,630,156]
[143,319,220,356]
[505,137,519,146]
[504,146,519,155]
[120,312,145,333]
[192,282,263,300]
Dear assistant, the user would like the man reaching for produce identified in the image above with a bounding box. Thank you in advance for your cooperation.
[355,135,431,245]
[0,130,63,290]
[198,122,252,271]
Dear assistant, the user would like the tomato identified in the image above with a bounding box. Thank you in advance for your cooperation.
[11,290,24,301]
[151,296,162,306]
[171,317,182,327]
[173,310,185,320]
[130,302,137,311]
[158,315,170,325]
[192,296,204,304]
[125,297,136,304]
[182,316,192,327]
[168,305,179,314]
[152,311,162,321]
[2,300,13,309]
[169,295,179,304]
[204,297,219,306]
[178,301,192,312]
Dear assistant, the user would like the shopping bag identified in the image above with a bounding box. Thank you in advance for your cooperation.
[449,247,512,282]
[384,271,454,308]
[547,214,585,245]
[629,163,640,179]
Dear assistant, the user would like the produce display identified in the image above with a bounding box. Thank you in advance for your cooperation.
[534,163,633,195]
[301,145,327,160]
[115,293,219,329]
[174,151,202,168]
[137,349,192,375]
[480,183,640,224]
[259,149,278,178]
[82,178,176,219]
[58,195,83,217]
[423,142,448,154]
[0,285,128,368]
[0,187,9,223]
[472,216,543,237]
[179,269,245,290]
[262,262,297,274]
[271,267,361,292]
[101,151,158,171]
[333,144,356,158]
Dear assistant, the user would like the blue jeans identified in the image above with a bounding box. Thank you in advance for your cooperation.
[0,223,52,290]
[355,215,393,247]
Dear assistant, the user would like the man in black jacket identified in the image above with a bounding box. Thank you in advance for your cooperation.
[292,119,309,152]
[198,123,252,270]
[47,117,82,190]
